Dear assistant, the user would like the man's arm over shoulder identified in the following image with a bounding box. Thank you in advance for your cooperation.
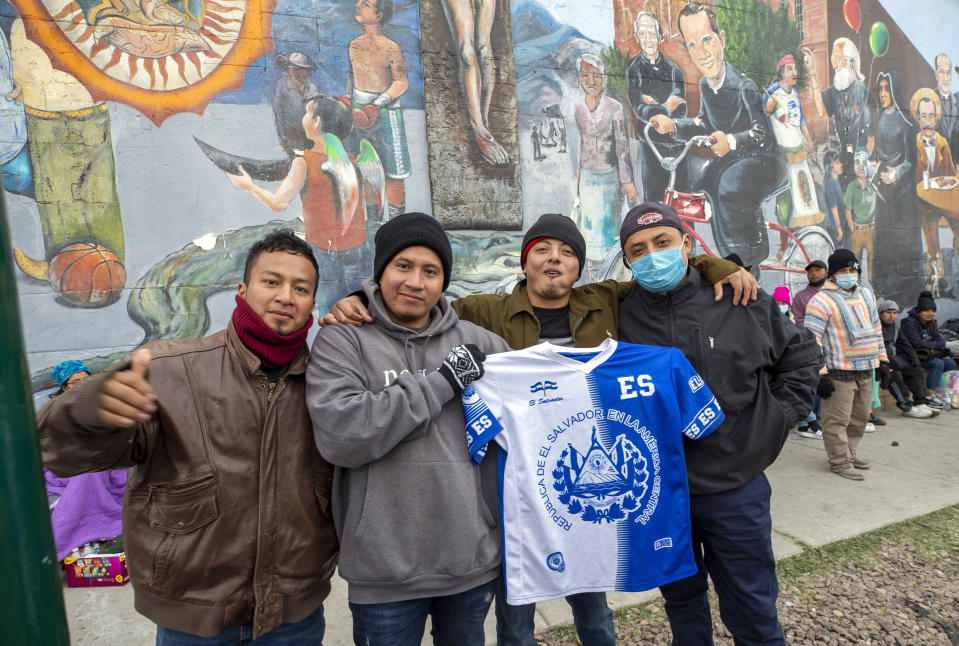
[306,325,459,469]
[450,293,505,332]
[38,358,156,477]
[689,255,739,284]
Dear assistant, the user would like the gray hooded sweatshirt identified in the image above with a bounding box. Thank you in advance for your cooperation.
[306,277,510,604]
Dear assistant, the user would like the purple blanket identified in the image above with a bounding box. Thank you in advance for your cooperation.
[45,469,126,561]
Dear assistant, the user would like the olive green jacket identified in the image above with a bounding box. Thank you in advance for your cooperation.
[451,256,739,350]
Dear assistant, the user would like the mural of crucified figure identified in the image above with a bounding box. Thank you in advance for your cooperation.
[439,0,509,166]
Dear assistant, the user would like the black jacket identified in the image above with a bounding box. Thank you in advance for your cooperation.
[618,268,821,495]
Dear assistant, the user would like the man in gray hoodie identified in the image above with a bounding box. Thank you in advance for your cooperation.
[306,212,511,646]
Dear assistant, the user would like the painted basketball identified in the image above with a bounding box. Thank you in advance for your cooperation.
[47,243,126,307]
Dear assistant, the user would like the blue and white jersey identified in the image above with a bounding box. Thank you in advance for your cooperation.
[463,339,723,604]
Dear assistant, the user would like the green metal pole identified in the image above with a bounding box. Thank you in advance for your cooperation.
[0,195,71,644]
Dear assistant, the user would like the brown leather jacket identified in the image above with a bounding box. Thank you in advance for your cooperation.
[38,323,338,639]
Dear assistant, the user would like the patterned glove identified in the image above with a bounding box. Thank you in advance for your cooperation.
[438,344,486,394]
[817,374,835,400]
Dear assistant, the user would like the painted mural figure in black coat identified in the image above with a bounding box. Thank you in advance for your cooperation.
[871,69,922,301]
[626,11,687,203]
[650,4,785,270]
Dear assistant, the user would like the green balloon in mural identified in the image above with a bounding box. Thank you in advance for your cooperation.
[870,21,889,58]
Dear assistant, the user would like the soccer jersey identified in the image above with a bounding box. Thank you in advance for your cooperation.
[463,339,723,604]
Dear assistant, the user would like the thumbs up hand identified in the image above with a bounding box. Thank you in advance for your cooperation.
[99,348,157,427]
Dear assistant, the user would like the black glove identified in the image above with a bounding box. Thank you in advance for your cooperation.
[438,344,486,394]
[876,361,891,390]
[817,374,835,400]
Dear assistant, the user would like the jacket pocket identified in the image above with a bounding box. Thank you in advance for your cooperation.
[147,474,218,588]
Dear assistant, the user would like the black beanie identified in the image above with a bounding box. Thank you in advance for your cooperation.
[521,214,586,277]
[916,290,937,313]
[373,212,453,289]
[827,248,860,277]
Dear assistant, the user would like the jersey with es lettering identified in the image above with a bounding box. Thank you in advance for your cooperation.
[463,339,723,604]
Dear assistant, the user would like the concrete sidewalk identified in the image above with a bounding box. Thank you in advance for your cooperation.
[62,409,959,645]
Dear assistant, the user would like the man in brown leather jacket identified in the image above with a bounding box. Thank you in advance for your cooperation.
[38,230,338,644]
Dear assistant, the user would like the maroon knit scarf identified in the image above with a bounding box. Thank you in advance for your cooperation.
[231,295,312,369]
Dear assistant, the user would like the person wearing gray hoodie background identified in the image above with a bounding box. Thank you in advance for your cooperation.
[306,212,510,646]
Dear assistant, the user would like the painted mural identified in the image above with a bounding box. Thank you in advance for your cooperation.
[3,0,959,397]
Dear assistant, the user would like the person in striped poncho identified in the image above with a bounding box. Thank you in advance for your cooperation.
[803,249,889,481]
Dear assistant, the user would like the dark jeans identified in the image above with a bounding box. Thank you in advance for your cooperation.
[155,605,324,645]
[660,474,784,646]
[349,579,496,646]
[495,576,615,646]
[921,357,957,391]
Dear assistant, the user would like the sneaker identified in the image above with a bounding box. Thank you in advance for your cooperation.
[833,467,864,481]
[915,404,940,417]
[869,413,887,426]
[851,456,871,469]
[902,406,934,419]
[797,428,823,439]
[864,422,876,433]
[925,395,946,410]
[808,419,822,432]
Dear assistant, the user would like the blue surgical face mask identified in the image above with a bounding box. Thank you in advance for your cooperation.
[778,304,790,314]
[629,245,688,293]
[835,273,859,290]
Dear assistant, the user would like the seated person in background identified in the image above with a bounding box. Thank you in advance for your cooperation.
[878,301,937,418]
[899,290,955,409]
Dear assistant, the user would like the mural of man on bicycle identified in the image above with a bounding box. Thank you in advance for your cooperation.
[649,2,788,273]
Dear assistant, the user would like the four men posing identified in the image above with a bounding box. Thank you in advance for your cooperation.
[39,0,923,642]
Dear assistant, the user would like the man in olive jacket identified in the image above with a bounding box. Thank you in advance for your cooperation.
[38,230,338,644]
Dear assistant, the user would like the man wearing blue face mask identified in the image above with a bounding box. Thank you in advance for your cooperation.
[616,202,821,645]
[802,249,889,481]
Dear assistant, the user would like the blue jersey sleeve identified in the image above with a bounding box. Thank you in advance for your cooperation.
[669,350,724,439]
[462,384,505,464]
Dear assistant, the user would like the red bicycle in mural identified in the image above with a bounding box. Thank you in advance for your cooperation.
[598,123,834,293]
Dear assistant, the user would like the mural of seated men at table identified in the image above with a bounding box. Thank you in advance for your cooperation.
[870,69,921,302]
[650,3,786,271]
[573,52,636,276]
[764,50,823,228]
[912,87,959,294]
[626,10,686,203]
[227,95,376,313]
[844,147,878,281]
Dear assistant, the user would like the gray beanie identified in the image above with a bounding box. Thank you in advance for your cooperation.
[878,299,899,313]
